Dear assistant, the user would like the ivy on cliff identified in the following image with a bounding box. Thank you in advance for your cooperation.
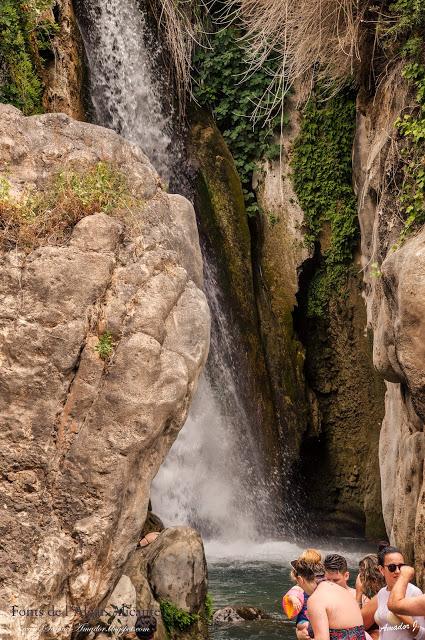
[193,27,283,216]
[385,0,425,238]
[291,89,358,318]
[0,0,59,115]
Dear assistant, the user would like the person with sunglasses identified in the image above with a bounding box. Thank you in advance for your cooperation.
[388,565,425,618]
[361,546,425,639]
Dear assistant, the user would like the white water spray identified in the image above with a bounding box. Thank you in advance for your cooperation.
[152,259,276,547]
[76,0,172,180]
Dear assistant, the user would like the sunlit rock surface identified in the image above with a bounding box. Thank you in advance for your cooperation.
[0,104,210,639]
[354,69,425,584]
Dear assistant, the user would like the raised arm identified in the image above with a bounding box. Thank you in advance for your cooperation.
[356,574,364,607]
[388,566,425,616]
[361,594,378,630]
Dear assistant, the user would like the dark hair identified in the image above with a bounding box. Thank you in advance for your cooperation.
[324,554,348,573]
[377,541,390,553]
[377,546,402,567]
[135,614,157,640]
[291,558,325,580]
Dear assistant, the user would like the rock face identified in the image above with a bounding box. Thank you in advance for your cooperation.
[254,91,311,455]
[353,69,425,583]
[255,91,386,536]
[0,104,210,639]
[42,0,85,119]
[297,268,386,537]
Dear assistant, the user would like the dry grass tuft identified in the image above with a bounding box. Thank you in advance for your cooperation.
[0,162,142,251]
[226,0,368,99]
[146,0,207,112]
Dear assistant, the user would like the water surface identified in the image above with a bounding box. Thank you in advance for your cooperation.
[206,538,376,640]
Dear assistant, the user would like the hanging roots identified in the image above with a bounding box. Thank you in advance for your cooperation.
[226,0,369,98]
[146,0,207,113]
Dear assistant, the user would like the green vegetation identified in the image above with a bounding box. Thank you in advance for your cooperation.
[193,26,283,217]
[268,211,279,227]
[204,593,213,622]
[0,0,58,114]
[160,600,199,633]
[291,89,358,318]
[0,161,139,250]
[386,0,425,239]
[370,262,382,279]
[95,331,114,360]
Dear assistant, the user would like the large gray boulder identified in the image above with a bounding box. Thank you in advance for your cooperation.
[142,527,207,613]
[0,104,210,639]
[374,230,425,565]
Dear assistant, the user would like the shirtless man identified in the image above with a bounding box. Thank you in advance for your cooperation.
[291,556,368,640]
[324,554,357,598]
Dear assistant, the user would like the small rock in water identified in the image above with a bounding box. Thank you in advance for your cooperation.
[213,607,244,623]
[213,605,270,623]
[234,606,270,620]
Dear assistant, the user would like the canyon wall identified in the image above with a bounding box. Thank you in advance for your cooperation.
[254,92,386,537]
[354,70,425,582]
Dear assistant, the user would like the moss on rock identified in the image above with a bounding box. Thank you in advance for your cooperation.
[188,108,283,482]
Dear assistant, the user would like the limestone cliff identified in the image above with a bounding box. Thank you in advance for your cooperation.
[354,70,425,582]
[0,104,210,639]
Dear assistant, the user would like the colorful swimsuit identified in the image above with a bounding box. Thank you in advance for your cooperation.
[328,626,366,640]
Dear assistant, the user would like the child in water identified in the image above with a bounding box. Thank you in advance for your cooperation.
[282,549,320,636]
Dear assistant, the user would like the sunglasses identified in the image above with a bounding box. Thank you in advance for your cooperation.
[384,563,405,572]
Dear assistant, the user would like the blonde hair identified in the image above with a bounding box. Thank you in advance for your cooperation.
[291,549,325,583]
[300,548,322,563]
[359,554,385,599]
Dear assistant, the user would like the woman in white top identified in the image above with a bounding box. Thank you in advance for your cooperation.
[361,546,425,639]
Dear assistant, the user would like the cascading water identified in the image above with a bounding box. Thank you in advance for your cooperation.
[74,0,172,181]
[151,257,275,547]
[75,0,279,553]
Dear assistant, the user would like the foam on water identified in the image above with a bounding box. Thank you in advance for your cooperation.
[205,538,304,565]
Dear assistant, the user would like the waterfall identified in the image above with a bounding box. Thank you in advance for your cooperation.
[75,0,172,180]
[152,257,274,545]
[76,0,277,550]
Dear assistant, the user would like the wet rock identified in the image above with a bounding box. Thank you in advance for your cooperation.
[233,606,270,620]
[213,605,269,623]
[213,608,244,623]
